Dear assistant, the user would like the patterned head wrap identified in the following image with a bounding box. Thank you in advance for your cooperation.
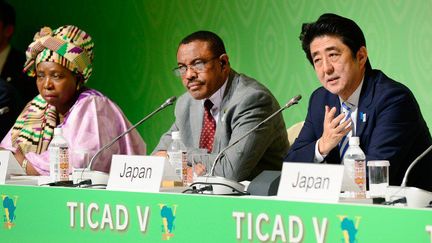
[11,26,94,157]
[23,25,94,83]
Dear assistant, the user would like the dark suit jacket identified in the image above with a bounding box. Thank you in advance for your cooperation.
[154,70,289,181]
[286,69,432,191]
[0,78,22,139]
[1,47,38,103]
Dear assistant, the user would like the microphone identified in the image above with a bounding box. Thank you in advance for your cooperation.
[384,144,432,207]
[210,94,301,176]
[76,96,177,185]
[193,95,302,194]
[401,144,432,187]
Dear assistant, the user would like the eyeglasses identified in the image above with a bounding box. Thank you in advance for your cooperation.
[173,56,219,77]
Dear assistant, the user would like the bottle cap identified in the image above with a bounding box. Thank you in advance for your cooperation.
[348,136,360,145]
[367,160,390,167]
[54,127,63,136]
[172,131,181,140]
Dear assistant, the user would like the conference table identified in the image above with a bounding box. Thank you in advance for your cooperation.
[1,183,431,242]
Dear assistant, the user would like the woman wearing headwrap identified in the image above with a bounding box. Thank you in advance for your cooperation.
[0,25,146,175]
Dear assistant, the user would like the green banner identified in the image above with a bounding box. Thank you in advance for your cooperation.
[1,185,431,242]
[10,0,432,151]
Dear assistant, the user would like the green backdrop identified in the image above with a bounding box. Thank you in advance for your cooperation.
[9,0,432,152]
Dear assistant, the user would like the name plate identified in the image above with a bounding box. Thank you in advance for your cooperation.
[277,162,343,203]
[0,151,25,184]
[107,155,164,192]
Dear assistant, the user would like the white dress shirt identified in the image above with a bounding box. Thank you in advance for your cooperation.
[204,78,228,125]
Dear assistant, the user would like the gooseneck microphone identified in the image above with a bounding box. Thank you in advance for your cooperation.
[79,96,177,184]
[209,94,302,176]
[191,95,301,195]
[401,144,432,187]
[383,144,432,207]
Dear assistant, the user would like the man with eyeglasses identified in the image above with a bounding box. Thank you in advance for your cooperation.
[153,30,288,182]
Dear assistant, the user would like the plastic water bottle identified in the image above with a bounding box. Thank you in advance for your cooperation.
[342,136,366,199]
[167,131,187,186]
[48,128,70,182]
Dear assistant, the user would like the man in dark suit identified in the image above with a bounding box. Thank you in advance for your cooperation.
[0,77,21,138]
[285,13,432,191]
[0,1,38,108]
[0,1,37,138]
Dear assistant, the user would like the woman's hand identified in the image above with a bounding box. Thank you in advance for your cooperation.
[13,146,40,176]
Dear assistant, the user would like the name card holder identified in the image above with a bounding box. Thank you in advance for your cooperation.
[0,151,25,184]
[277,162,344,203]
[107,155,164,192]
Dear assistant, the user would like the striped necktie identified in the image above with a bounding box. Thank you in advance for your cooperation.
[339,102,354,159]
[199,99,216,153]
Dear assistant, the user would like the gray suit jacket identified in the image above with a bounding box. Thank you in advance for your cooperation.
[154,70,288,181]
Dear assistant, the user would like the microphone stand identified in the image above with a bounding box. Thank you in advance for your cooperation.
[401,144,432,187]
[385,144,432,207]
[192,95,302,195]
[77,96,177,185]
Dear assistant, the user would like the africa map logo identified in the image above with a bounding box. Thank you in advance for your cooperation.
[338,215,361,243]
[2,194,18,229]
[159,204,177,240]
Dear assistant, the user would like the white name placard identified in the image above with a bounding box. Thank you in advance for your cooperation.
[277,162,344,203]
[107,155,165,192]
[0,151,25,184]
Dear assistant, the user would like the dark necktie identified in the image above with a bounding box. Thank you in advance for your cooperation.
[199,99,216,153]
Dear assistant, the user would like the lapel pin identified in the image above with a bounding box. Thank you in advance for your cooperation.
[359,112,367,122]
